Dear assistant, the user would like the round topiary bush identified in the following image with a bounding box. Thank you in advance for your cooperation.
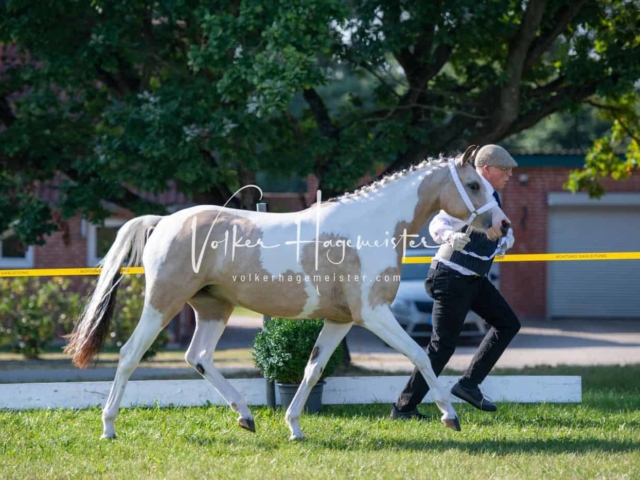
[251,318,343,384]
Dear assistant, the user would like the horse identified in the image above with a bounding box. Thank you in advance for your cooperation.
[64,145,510,440]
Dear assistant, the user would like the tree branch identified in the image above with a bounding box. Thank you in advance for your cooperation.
[528,76,566,98]
[382,115,474,175]
[95,55,141,96]
[500,82,599,141]
[360,103,488,125]
[587,100,640,145]
[62,167,167,215]
[524,0,588,73]
[0,94,16,127]
[303,88,339,140]
[405,41,455,105]
[494,0,548,134]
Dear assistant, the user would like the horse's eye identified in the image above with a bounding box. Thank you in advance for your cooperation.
[468,182,480,191]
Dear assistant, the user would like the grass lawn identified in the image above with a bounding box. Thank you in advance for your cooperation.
[232,306,262,318]
[1,365,639,479]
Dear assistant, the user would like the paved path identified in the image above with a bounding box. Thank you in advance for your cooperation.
[2,316,639,382]
[347,318,640,372]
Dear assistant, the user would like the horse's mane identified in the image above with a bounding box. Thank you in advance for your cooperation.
[328,154,452,202]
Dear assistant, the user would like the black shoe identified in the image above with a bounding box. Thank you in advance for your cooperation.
[389,406,429,421]
[451,382,497,412]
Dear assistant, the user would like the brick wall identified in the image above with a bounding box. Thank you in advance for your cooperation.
[33,216,87,269]
[28,169,640,321]
[500,168,640,320]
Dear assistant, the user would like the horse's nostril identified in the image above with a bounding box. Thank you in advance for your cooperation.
[502,220,510,228]
[500,221,511,236]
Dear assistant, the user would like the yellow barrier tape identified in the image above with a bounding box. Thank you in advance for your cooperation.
[1,253,639,277]
[0,267,144,278]
[402,252,640,264]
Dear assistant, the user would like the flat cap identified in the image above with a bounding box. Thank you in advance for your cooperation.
[474,145,518,168]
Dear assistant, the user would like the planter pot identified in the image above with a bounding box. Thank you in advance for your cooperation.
[277,381,325,413]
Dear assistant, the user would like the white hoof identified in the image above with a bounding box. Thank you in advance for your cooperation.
[100,433,117,440]
[289,433,306,441]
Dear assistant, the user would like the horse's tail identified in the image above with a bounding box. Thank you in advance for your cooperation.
[64,215,163,368]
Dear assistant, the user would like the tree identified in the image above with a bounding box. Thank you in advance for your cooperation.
[1,0,639,245]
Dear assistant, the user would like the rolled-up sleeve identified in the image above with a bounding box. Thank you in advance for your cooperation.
[429,211,465,244]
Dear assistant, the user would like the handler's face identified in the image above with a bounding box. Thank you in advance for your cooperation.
[481,165,513,191]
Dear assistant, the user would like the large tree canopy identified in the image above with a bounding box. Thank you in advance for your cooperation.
[1,0,638,245]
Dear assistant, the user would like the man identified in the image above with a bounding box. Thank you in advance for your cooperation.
[391,144,521,419]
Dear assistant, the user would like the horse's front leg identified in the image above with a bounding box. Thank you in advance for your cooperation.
[359,305,460,430]
[285,320,353,440]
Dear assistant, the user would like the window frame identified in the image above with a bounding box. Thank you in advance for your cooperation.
[86,218,127,266]
[0,230,35,269]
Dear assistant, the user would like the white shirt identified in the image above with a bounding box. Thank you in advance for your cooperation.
[430,177,513,276]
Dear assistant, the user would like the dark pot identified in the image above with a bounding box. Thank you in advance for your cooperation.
[277,381,325,413]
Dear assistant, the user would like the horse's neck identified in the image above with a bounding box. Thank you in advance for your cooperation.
[341,162,445,235]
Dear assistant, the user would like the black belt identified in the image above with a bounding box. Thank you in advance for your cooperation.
[431,259,482,278]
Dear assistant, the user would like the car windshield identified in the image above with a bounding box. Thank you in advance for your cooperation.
[400,262,430,281]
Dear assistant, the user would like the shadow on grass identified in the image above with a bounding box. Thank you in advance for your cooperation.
[304,403,640,429]
[183,434,281,451]
[182,427,638,456]
[306,437,640,455]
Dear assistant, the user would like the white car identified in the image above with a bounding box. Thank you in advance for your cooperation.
[390,249,498,340]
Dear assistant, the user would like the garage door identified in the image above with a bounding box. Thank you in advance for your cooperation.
[548,193,640,319]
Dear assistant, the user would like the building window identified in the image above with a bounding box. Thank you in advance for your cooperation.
[255,172,307,193]
[87,218,127,266]
[0,231,35,269]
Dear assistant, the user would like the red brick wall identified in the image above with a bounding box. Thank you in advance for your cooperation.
[28,169,639,321]
[500,168,640,320]
[34,216,87,269]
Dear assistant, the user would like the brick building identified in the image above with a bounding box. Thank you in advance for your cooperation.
[501,152,640,320]
[2,154,639,322]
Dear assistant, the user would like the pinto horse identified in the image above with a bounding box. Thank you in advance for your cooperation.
[65,145,510,440]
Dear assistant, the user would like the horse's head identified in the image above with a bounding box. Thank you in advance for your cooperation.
[439,145,511,240]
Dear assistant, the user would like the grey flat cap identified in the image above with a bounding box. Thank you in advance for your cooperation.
[474,145,518,168]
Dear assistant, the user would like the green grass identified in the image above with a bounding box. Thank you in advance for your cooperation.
[232,306,262,318]
[1,365,639,479]
[0,349,254,371]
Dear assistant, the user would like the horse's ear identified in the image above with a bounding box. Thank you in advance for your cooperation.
[456,145,477,167]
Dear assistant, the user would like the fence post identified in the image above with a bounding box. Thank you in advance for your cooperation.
[256,202,277,409]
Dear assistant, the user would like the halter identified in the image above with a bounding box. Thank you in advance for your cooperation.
[447,159,497,227]
[447,158,504,260]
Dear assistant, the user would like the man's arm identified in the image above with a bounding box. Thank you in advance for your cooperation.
[429,211,469,251]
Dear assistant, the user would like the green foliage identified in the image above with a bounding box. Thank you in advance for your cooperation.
[565,94,640,197]
[251,317,342,384]
[1,1,639,244]
[1,366,640,478]
[0,277,81,359]
[102,275,168,360]
[502,106,612,152]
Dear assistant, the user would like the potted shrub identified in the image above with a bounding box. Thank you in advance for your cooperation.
[251,318,343,413]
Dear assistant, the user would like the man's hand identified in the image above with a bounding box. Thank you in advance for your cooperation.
[505,229,515,249]
[497,229,515,258]
[447,232,471,252]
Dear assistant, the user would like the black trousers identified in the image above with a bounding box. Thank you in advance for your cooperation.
[396,262,521,411]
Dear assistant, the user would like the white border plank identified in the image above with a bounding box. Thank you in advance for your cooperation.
[0,376,581,410]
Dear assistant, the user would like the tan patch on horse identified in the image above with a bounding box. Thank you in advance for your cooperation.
[149,209,309,318]
[299,234,363,323]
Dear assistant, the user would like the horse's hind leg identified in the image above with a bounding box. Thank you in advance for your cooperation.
[285,320,353,440]
[185,293,255,432]
[102,301,179,439]
[359,306,461,431]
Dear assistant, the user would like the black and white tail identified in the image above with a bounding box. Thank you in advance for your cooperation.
[64,215,163,368]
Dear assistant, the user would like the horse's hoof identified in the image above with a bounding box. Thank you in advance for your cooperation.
[100,434,117,440]
[238,417,256,433]
[289,433,305,441]
[441,417,461,431]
